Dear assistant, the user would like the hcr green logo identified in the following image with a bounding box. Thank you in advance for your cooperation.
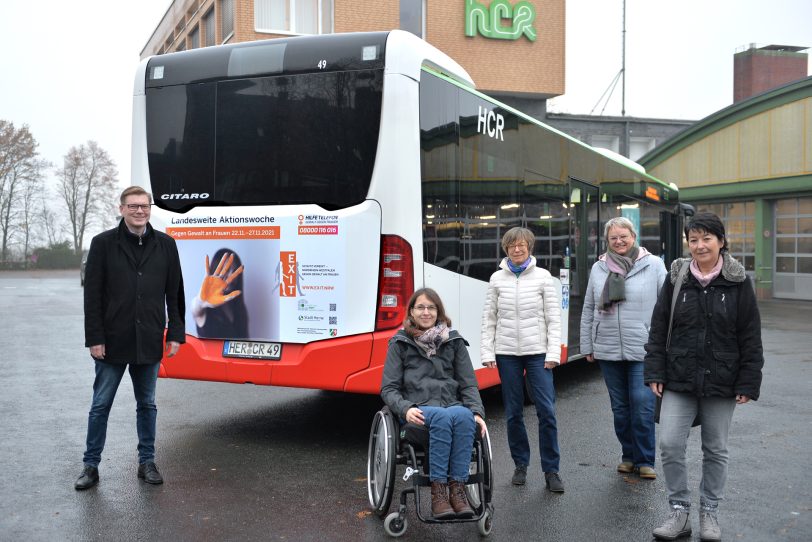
[465,0,537,42]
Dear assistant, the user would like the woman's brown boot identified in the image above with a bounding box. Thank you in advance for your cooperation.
[448,481,474,517]
[430,481,455,518]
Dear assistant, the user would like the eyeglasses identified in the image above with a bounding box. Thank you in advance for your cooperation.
[412,304,438,313]
[125,204,152,211]
[507,243,528,250]
[608,235,632,243]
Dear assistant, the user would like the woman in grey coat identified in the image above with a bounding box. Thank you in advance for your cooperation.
[580,217,666,479]
[381,288,487,519]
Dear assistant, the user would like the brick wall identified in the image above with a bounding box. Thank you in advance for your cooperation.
[428,0,564,96]
[335,0,398,32]
[140,0,566,99]
[734,49,808,102]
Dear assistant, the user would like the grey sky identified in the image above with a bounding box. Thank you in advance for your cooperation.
[550,0,812,118]
[1,0,810,197]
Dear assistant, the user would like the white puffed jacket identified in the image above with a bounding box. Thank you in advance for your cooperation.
[480,256,562,364]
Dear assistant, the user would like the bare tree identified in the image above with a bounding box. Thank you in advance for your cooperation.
[56,141,118,256]
[18,158,50,263]
[39,197,66,248]
[0,120,40,261]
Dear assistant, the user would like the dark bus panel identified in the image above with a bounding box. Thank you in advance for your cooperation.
[144,33,389,213]
[419,70,683,357]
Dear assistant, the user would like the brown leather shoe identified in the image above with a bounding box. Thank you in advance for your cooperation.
[430,481,455,519]
[448,481,474,517]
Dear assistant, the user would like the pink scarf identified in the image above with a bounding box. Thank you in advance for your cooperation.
[690,255,723,287]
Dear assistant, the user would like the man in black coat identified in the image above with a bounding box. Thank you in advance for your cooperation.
[75,186,185,490]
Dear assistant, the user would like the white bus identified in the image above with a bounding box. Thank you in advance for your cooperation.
[132,30,685,393]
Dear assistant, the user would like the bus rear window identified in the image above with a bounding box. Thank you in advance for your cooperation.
[146,69,383,211]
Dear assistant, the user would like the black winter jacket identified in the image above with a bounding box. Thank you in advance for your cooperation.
[644,254,763,400]
[381,329,485,419]
[84,220,185,364]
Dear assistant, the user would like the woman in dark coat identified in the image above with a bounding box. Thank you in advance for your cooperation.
[644,212,763,541]
[380,288,487,520]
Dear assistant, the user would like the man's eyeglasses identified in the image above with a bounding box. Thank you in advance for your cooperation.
[125,204,152,212]
[413,304,438,313]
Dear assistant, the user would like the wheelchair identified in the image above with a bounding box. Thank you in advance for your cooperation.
[366,406,494,537]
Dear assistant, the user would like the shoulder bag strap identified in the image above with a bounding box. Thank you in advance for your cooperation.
[666,260,691,351]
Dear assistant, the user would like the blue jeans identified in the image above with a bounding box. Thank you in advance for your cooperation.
[598,360,656,467]
[82,360,161,468]
[496,354,560,473]
[421,406,476,483]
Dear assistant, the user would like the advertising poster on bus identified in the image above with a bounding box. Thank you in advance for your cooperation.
[166,212,346,344]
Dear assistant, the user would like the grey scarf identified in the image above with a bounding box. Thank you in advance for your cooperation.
[599,246,640,312]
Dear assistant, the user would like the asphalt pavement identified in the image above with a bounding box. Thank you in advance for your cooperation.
[0,270,809,541]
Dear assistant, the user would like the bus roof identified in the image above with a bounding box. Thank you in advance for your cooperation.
[138,30,474,91]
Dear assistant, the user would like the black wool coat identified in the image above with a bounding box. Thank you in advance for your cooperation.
[84,220,185,364]
[644,254,763,400]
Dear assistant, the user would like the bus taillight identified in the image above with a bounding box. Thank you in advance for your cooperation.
[375,235,414,331]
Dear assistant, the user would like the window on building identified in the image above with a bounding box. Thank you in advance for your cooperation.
[204,8,215,46]
[176,40,186,52]
[187,2,199,22]
[400,0,426,38]
[221,0,234,42]
[629,137,655,161]
[254,0,333,34]
[189,25,200,49]
[775,197,812,274]
[591,135,620,154]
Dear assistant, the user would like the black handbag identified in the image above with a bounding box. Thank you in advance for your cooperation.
[654,260,699,427]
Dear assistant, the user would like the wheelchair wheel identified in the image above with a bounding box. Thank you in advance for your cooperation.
[481,430,494,502]
[466,429,494,509]
[383,512,408,537]
[367,408,397,517]
[466,465,481,509]
[477,508,493,536]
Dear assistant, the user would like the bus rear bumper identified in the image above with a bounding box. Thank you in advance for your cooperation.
[159,329,509,393]
[161,334,376,391]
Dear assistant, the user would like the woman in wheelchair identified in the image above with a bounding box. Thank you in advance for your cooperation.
[380,288,487,519]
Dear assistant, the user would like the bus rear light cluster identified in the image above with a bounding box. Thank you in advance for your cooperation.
[375,235,414,331]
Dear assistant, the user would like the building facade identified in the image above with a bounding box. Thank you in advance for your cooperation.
[639,76,812,301]
[543,113,694,162]
[141,0,565,100]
